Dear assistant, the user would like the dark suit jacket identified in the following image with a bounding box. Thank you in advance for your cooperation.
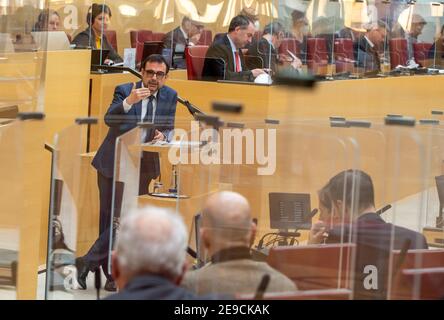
[92,82,177,178]
[246,37,277,71]
[353,36,380,72]
[72,27,122,63]
[163,26,187,49]
[105,275,204,300]
[428,41,444,61]
[202,34,253,82]
[327,212,428,299]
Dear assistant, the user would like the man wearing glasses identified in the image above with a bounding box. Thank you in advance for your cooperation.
[76,54,177,292]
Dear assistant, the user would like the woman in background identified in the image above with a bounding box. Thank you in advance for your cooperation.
[72,3,122,64]
[33,9,60,31]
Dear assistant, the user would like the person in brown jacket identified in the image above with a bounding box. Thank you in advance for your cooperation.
[182,191,297,295]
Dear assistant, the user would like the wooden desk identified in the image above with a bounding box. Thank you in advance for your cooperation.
[88,73,444,249]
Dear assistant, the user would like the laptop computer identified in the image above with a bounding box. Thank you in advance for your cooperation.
[142,41,164,64]
[31,31,70,51]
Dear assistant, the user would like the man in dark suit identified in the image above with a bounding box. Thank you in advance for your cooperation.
[247,21,302,74]
[353,20,388,73]
[76,54,177,292]
[106,206,208,299]
[309,169,428,299]
[202,15,266,82]
[72,3,122,64]
[163,17,204,69]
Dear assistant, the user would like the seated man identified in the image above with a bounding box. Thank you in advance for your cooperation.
[247,21,302,74]
[182,191,297,295]
[163,16,204,69]
[392,14,427,62]
[353,20,388,73]
[202,15,265,82]
[106,206,209,299]
[309,170,428,299]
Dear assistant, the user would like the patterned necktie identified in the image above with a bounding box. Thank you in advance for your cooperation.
[143,95,155,123]
[235,51,241,72]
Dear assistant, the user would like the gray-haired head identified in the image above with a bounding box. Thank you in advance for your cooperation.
[116,206,188,280]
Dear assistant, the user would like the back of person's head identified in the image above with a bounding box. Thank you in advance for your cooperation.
[319,169,375,217]
[228,15,252,33]
[115,206,188,281]
[141,53,170,74]
[201,191,253,248]
[263,21,284,36]
[87,3,112,25]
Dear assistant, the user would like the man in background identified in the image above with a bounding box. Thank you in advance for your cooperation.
[202,15,266,82]
[163,16,204,69]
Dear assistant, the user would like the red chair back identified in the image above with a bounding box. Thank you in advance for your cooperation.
[413,42,433,64]
[197,29,213,46]
[267,244,355,290]
[185,45,209,80]
[104,30,117,52]
[389,38,408,68]
[278,38,301,57]
[152,32,165,42]
[130,30,153,63]
[307,37,329,72]
[334,38,354,73]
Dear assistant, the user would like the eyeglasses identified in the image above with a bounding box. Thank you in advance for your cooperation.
[143,69,166,79]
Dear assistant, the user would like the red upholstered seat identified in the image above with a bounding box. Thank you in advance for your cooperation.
[152,32,165,41]
[185,45,209,80]
[413,42,433,65]
[130,30,153,63]
[389,38,408,69]
[197,29,213,46]
[104,30,117,52]
[278,38,301,57]
[307,37,329,73]
[334,38,354,73]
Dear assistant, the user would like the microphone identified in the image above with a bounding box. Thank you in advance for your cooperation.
[91,65,206,120]
[376,204,392,215]
[254,274,270,300]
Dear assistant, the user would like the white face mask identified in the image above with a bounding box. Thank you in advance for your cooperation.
[254,20,260,30]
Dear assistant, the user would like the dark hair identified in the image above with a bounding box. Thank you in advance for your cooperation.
[34,9,59,31]
[87,3,112,25]
[291,10,305,23]
[263,21,284,36]
[141,54,170,74]
[318,170,375,215]
[228,15,251,33]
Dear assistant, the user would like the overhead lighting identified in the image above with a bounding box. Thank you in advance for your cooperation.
[118,4,137,17]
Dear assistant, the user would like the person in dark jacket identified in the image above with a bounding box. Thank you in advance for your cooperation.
[106,206,210,300]
[72,3,122,64]
[309,169,428,299]
[202,15,265,82]
[75,54,176,292]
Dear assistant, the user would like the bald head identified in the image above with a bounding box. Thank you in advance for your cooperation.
[202,191,252,245]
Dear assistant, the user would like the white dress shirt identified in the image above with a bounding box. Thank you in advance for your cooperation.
[122,85,158,142]
[227,34,242,72]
